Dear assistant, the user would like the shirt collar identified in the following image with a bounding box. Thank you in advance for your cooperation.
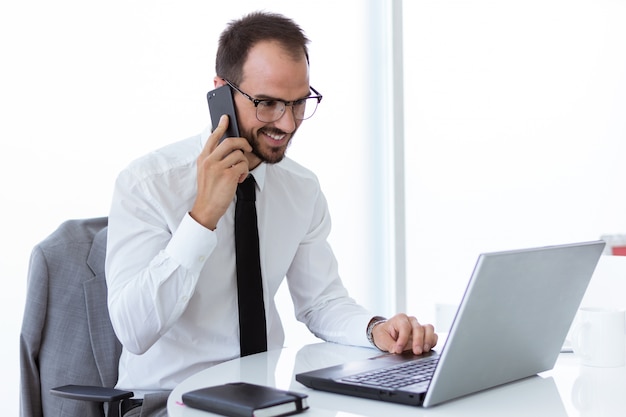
[200,125,267,192]
[250,162,267,192]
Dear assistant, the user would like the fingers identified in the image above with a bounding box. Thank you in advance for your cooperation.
[200,115,229,159]
[410,320,437,356]
[190,115,252,229]
[374,314,438,355]
[201,115,252,163]
[423,324,438,352]
[198,116,252,181]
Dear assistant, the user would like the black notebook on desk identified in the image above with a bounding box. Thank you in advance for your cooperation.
[182,382,309,417]
[296,241,604,408]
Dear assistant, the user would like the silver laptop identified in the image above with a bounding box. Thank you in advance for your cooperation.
[296,241,605,407]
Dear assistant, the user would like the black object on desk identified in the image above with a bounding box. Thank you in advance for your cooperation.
[182,382,309,417]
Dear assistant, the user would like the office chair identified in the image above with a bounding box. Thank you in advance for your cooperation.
[20,217,133,417]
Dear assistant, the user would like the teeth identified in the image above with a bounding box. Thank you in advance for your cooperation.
[262,130,285,141]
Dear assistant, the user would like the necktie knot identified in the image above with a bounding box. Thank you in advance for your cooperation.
[237,175,256,202]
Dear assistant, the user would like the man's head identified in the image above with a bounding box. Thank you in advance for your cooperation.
[214,12,317,166]
[216,12,310,85]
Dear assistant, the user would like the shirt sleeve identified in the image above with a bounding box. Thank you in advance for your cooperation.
[105,168,216,355]
[285,187,373,347]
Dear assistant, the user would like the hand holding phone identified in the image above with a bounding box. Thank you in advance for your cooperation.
[207,85,240,143]
[192,87,249,230]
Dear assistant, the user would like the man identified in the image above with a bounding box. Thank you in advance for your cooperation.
[106,11,437,416]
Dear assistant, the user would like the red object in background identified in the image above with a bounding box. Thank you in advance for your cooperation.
[612,246,626,256]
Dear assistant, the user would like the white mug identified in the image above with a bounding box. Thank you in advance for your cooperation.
[571,307,626,368]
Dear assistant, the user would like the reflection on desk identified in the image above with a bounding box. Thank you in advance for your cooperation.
[571,365,626,417]
[168,342,626,417]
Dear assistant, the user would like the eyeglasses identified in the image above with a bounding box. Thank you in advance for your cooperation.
[222,78,323,123]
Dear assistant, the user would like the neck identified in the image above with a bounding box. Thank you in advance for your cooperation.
[246,152,262,171]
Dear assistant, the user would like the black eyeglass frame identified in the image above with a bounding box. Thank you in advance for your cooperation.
[221,78,323,122]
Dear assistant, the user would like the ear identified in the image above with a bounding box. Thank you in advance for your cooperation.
[213,76,227,88]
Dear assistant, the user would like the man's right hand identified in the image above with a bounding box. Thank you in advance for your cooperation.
[189,115,252,230]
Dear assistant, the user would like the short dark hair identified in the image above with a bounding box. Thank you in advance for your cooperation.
[215,11,310,85]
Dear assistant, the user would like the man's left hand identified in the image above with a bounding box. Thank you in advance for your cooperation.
[371,313,438,355]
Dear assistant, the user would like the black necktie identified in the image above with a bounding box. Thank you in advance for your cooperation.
[235,175,267,356]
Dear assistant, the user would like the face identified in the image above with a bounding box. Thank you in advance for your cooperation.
[216,40,311,167]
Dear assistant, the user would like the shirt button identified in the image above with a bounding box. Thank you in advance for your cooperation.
[198,255,206,262]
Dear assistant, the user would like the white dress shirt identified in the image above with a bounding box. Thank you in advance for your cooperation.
[105,125,373,393]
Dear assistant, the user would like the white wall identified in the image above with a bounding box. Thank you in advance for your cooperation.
[403,0,626,321]
[1,1,390,415]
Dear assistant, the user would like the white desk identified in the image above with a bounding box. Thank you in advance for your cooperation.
[168,342,626,417]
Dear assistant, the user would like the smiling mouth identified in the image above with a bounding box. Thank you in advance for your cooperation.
[260,128,287,142]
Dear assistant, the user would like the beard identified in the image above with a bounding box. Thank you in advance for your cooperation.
[242,126,295,164]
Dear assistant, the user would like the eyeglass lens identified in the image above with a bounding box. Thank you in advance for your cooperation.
[256,98,319,123]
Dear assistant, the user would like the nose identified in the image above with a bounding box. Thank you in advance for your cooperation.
[273,106,298,133]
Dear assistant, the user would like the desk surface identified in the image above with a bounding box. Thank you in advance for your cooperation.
[168,342,626,417]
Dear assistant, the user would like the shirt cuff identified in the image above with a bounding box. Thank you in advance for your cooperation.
[166,213,216,274]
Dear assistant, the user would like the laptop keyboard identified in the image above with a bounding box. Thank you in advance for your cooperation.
[341,356,439,389]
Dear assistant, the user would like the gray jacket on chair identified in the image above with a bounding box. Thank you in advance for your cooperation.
[20,217,121,417]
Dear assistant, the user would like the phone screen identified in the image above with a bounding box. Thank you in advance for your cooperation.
[207,85,240,142]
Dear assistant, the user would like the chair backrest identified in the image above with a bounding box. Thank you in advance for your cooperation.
[20,217,121,417]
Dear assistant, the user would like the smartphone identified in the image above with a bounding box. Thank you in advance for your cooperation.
[207,85,240,143]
